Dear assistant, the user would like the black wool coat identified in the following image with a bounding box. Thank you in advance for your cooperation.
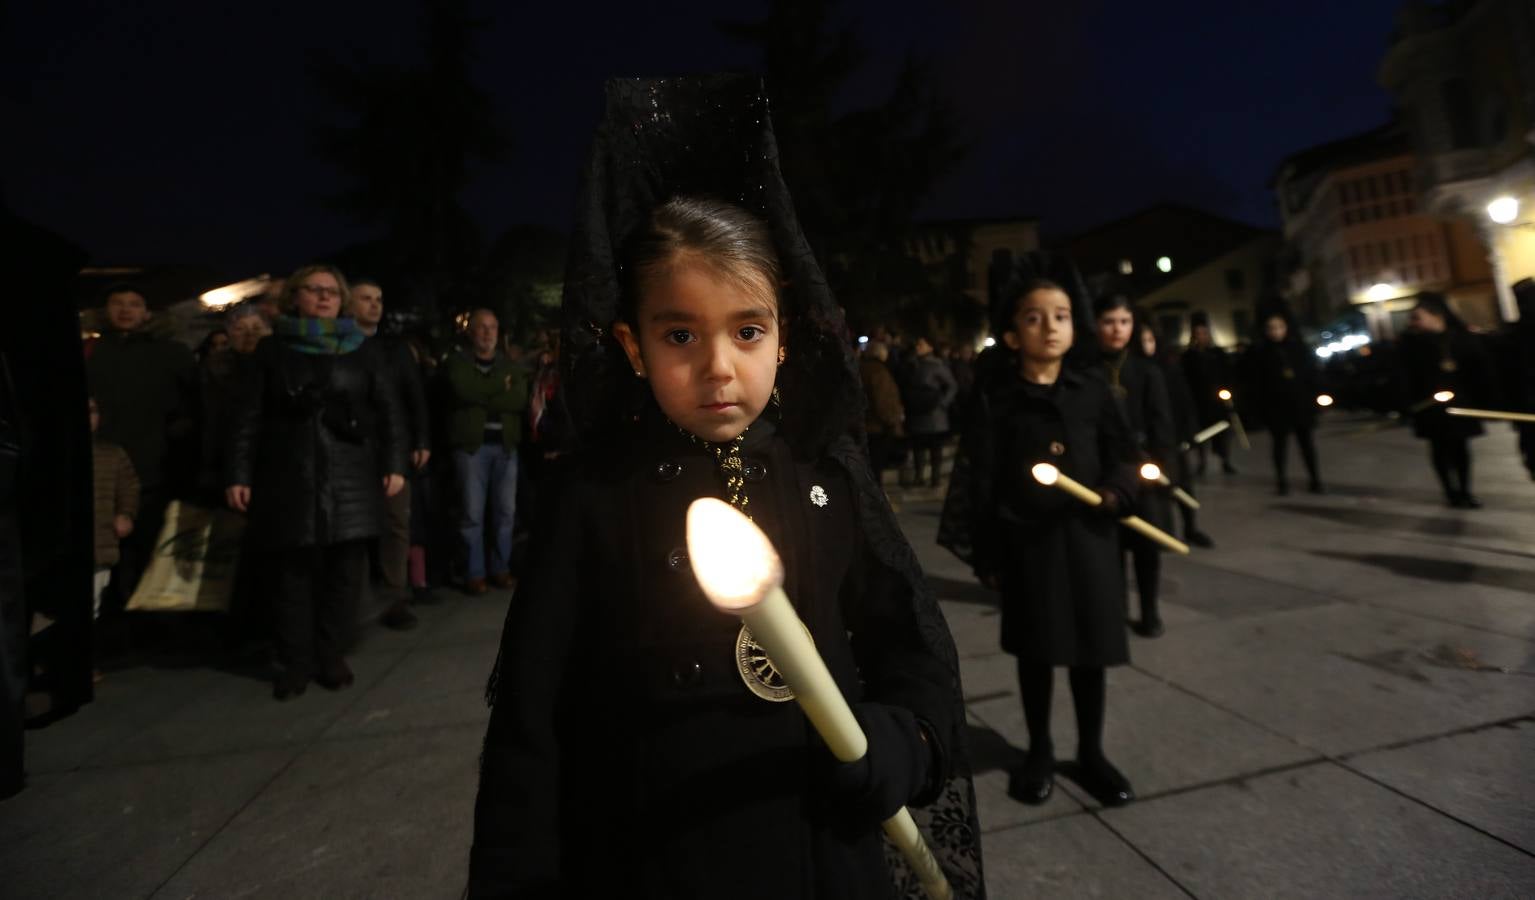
[225,335,406,551]
[1250,340,1321,432]
[470,417,956,900]
[957,368,1137,665]
[1092,352,1175,535]
[1399,330,1496,441]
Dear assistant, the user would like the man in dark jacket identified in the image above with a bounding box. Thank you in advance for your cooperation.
[85,285,195,617]
[444,309,528,595]
[350,279,431,628]
[900,336,958,487]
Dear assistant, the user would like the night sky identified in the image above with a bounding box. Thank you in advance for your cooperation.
[6,0,1406,276]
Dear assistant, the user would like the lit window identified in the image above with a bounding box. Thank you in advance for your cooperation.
[1119,259,1133,275]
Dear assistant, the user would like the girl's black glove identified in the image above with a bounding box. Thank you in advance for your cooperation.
[828,702,934,826]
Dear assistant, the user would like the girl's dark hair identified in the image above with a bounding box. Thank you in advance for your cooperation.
[1133,317,1160,359]
[1413,291,1465,331]
[1092,294,1132,319]
[997,277,1067,333]
[618,196,783,323]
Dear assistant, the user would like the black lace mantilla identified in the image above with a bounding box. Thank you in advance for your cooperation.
[488,74,984,899]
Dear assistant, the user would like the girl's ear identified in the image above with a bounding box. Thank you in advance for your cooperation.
[1001,330,1022,351]
[612,321,646,377]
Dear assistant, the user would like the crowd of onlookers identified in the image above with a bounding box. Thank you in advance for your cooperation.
[78,267,574,699]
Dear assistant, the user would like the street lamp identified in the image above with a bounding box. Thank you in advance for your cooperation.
[1487,196,1520,225]
[1366,283,1395,302]
[1156,256,1173,274]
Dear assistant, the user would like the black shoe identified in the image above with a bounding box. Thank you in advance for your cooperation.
[1222,462,1239,475]
[1008,749,1055,805]
[316,658,355,691]
[1309,480,1324,494]
[1275,482,1289,496]
[1456,493,1483,509]
[1075,754,1135,807]
[1187,530,1215,549]
[411,586,441,606]
[1132,618,1165,638]
[273,671,309,701]
[380,601,418,631]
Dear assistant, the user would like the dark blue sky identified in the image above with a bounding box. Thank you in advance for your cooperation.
[5,0,1406,274]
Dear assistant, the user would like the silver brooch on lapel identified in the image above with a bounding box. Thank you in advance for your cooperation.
[809,485,828,507]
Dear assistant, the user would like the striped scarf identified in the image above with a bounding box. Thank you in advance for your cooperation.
[274,315,366,355]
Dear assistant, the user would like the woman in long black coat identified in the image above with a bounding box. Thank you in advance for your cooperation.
[1398,292,1496,508]
[1091,297,1176,637]
[1138,321,1213,548]
[1250,310,1324,495]
[226,265,406,699]
[943,277,1138,809]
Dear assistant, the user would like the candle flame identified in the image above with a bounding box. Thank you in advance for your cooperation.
[1218,389,1233,401]
[685,498,783,611]
[1139,463,1162,481]
[1031,463,1060,486]
[1316,394,1334,407]
[1433,391,1454,403]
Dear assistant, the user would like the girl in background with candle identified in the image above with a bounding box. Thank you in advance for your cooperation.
[1092,296,1176,638]
[941,264,1139,808]
[469,77,981,899]
[1249,303,1324,496]
[1399,292,1496,508]
[1137,319,1214,548]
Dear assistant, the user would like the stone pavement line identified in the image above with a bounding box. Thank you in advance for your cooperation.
[1083,807,1200,900]
[1174,551,1535,643]
[142,647,420,900]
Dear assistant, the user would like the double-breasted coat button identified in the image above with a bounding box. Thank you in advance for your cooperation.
[667,547,690,571]
[743,459,767,482]
[653,460,681,482]
[1049,441,1066,456]
[672,660,703,687]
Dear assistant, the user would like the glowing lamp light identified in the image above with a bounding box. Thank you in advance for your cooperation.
[983,337,996,348]
[1366,283,1396,302]
[1139,463,1163,481]
[858,335,869,345]
[1316,347,1334,359]
[1433,391,1455,403]
[1156,256,1173,273]
[1487,196,1520,225]
[1218,389,1233,402]
[199,275,272,310]
[686,499,782,611]
[1316,394,1335,407]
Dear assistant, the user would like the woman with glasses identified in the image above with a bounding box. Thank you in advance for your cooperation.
[225,264,406,700]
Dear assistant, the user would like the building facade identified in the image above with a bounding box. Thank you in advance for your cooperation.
[908,216,1041,306]
[1272,124,1495,339]
[1379,0,1535,322]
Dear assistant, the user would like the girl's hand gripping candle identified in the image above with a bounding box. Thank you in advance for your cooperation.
[686,498,954,900]
[1141,462,1200,511]
[1032,464,1190,555]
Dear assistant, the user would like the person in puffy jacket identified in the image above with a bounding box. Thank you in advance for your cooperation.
[225,264,406,701]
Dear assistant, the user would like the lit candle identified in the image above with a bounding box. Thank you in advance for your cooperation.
[685,499,953,900]
[1446,406,1535,424]
[1030,464,1190,554]
[1140,462,1200,510]
[1217,389,1251,450]
[1316,394,1334,408]
[1182,420,1230,451]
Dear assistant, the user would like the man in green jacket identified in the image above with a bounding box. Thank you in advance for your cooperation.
[444,309,528,594]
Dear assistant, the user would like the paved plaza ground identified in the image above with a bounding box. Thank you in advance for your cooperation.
[3,414,1534,898]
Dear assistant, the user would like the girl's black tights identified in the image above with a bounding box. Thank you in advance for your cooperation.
[1270,425,1320,488]
[1129,545,1160,624]
[1016,663,1108,762]
[1429,437,1471,500]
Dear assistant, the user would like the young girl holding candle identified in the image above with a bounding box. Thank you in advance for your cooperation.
[468,76,981,900]
[1092,296,1176,637]
[942,268,1139,807]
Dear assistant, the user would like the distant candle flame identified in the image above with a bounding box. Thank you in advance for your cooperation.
[1218,389,1233,401]
[1139,463,1162,481]
[1031,463,1060,486]
[685,498,783,611]
[1316,394,1334,407]
[1433,391,1454,403]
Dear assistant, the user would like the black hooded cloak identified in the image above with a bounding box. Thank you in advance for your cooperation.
[471,76,982,899]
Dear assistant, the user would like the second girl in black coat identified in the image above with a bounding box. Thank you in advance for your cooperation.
[1250,309,1324,495]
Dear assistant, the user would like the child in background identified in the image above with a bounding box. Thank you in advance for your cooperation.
[943,276,1140,808]
[90,397,139,618]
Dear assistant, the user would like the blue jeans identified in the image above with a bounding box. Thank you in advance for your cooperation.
[453,444,518,581]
